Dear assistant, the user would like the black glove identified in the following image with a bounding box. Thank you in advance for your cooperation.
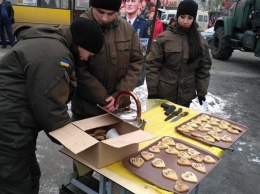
[198,96,206,105]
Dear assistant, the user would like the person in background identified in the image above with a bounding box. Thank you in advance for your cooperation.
[125,0,150,39]
[71,0,143,119]
[119,5,127,18]
[146,0,212,107]
[169,17,176,25]
[0,0,15,48]
[125,0,150,86]
[140,0,149,19]
[146,0,156,11]
[0,18,104,194]
[148,7,163,41]
[208,19,213,28]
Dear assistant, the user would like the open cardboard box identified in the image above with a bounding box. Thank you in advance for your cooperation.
[49,113,156,168]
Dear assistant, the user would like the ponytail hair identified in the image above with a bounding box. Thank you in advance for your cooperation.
[187,21,202,63]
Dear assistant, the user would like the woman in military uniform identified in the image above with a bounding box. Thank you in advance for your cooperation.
[146,0,212,107]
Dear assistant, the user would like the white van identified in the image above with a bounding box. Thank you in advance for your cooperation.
[197,10,209,32]
[160,10,177,24]
[160,9,209,31]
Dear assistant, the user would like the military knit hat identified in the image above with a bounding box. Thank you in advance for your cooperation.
[70,18,104,54]
[176,0,198,19]
[91,0,122,12]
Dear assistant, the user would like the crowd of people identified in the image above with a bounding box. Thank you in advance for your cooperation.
[0,0,212,193]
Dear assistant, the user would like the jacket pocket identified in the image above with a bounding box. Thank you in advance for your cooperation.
[47,68,71,106]
[116,40,131,68]
[157,76,178,102]
[163,44,183,68]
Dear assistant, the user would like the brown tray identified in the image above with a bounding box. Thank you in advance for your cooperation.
[174,113,249,149]
[123,137,221,194]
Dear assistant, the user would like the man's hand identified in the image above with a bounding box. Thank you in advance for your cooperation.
[103,96,116,112]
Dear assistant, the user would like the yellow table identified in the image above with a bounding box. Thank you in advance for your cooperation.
[61,99,224,194]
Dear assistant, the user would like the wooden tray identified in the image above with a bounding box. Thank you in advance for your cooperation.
[123,137,221,194]
[175,113,249,149]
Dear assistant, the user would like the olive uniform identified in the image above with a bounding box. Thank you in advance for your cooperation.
[72,7,143,119]
[0,26,76,194]
[146,24,212,106]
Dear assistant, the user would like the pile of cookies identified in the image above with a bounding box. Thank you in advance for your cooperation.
[129,137,218,193]
[89,128,107,141]
[176,114,244,144]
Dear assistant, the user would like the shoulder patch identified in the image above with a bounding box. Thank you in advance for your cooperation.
[60,59,70,67]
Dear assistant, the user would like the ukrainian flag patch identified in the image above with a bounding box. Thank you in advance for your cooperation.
[60,59,70,67]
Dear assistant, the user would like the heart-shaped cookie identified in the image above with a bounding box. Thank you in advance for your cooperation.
[191,154,204,163]
[130,157,144,168]
[165,147,179,155]
[162,137,176,146]
[177,151,191,159]
[174,181,190,193]
[140,151,154,161]
[212,127,223,133]
[162,168,178,181]
[177,157,191,166]
[149,145,160,153]
[231,125,243,131]
[191,132,203,138]
[198,126,211,132]
[201,122,213,128]
[181,171,198,183]
[210,117,220,122]
[198,116,209,122]
[207,131,220,141]
[165,147,179,154]
[152,158,165,168]
[203,155,216,164]
[177,127,190,133]
[201,114,211,120]
[227,127,239,134]
[187,148,200,156]
[192,163,207,173]
[187,121,198,128]
[191,118,202,125]
[157,141,169,149]
[220,135,233,142]
[175,143,189,151]
[181,125,195,131]
[220,120,230,126]
[207,120,220,126]
[219,123,229,130]
[203,135,215,143]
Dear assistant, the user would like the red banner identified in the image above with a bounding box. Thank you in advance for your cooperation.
[161,0,179,7]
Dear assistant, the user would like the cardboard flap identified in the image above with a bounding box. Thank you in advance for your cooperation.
[72,113,121,131]
[49,123,98,154]
[104,130,156,148]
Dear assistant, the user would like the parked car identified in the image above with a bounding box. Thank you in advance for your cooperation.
[200,27,214,48]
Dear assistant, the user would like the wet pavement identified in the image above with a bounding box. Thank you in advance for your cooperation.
[1,47,259,194]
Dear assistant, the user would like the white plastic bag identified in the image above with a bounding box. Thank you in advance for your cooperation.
[189,96,209,112]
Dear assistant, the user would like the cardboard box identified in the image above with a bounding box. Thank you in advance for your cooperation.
[49,113,156,168]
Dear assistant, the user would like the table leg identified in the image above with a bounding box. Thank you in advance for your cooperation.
[71,178,99,194]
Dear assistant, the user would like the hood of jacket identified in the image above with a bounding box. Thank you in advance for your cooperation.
[19,25,73,48]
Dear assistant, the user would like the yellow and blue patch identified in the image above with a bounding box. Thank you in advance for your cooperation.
[60,59,70,67]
